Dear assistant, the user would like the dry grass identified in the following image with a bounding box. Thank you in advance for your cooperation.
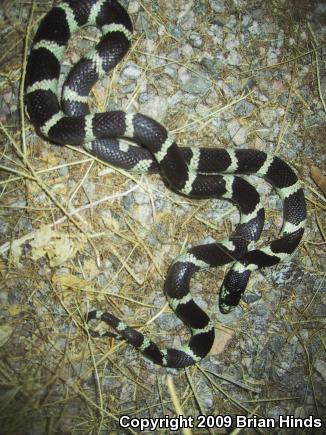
[0,0,325,433]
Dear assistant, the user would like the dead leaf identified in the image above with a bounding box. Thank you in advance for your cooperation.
[311,165,326,196]
[209,324,235,356]
[30,225,84,266]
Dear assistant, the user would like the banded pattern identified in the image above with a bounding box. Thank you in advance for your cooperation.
[25,0,306,368]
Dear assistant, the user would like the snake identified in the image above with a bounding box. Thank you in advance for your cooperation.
[24,0,306,368]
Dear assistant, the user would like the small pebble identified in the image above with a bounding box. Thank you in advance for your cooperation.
[122,62,142,79]
[209,0,226,13]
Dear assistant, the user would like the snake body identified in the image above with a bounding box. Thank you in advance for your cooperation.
[25,0,306,368]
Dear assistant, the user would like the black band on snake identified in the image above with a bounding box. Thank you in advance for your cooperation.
[25,0,306,368]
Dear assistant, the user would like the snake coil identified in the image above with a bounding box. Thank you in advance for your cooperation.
[25,0,306,368]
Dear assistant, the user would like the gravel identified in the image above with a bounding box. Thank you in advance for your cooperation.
[1,0,325,432]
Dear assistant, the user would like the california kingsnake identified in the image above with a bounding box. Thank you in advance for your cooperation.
[25,0,306,368]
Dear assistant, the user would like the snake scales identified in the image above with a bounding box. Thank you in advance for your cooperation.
[25,0,306,368]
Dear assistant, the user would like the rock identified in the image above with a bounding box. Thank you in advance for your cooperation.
[227,120,248,145]
[128,1,140,14]
[181,75,211,95]
[122,62,142,79]
[234,100,255,117]
[189,32,204,48]
[209,0,226,13]
[314,359,326,382]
